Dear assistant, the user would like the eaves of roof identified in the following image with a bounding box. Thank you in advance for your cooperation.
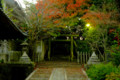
[0,8,28,39]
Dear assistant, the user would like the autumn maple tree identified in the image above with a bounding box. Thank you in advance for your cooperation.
[35,0,90,28]
[24,0,90,42]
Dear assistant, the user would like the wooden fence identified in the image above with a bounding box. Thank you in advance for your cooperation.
[77,51,105,64]
[77,51,92,64]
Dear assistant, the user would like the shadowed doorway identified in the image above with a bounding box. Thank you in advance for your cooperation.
[51,41,71,61]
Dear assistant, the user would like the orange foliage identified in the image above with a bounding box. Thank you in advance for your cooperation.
[36,0,89,19]
[81,11,116,26]
[53,20,59,24]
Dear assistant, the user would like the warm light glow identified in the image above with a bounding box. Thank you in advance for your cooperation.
[86,23,90,27]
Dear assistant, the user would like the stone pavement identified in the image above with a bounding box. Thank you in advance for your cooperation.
[26,61,89,80]
[49,68,67,80]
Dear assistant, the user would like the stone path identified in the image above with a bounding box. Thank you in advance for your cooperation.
[26,68,53,80]
[26,61,89,80]
[66,68,88,80]
[49,68,67,80]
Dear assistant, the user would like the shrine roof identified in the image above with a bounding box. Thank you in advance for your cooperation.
[0,9,28,39]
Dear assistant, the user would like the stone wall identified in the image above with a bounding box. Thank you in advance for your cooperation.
[9,51,21,62]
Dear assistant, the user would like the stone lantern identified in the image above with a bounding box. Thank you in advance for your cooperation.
[87,48,100,65]
[21,41,28,52]
[19,41,32,63]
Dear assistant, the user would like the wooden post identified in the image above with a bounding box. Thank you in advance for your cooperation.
[105,52,107,62]
[48,39,51,60]
[71,36,74,61]
[77,51,79,63]
[98,53,100,60]
[83,52,85,64]
[86,52,87,63]
[80,52,82,64]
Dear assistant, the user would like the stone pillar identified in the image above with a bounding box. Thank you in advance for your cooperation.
[36,40,45,62]
[0,40,9,63]
[2,40,9,54]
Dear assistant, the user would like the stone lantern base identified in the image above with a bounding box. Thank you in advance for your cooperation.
[19,51,32,64]
[87,51,101,65]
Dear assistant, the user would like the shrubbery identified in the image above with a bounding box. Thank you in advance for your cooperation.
[86,63,120,80]
[110,44,120,66]
[106,66,120,80]
[106,72,120,80]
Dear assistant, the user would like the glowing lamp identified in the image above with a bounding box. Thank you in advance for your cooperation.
[86,23,91,27]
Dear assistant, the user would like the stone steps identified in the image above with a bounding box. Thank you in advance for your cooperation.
[26,61,89,80]
[36,61,81,68]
